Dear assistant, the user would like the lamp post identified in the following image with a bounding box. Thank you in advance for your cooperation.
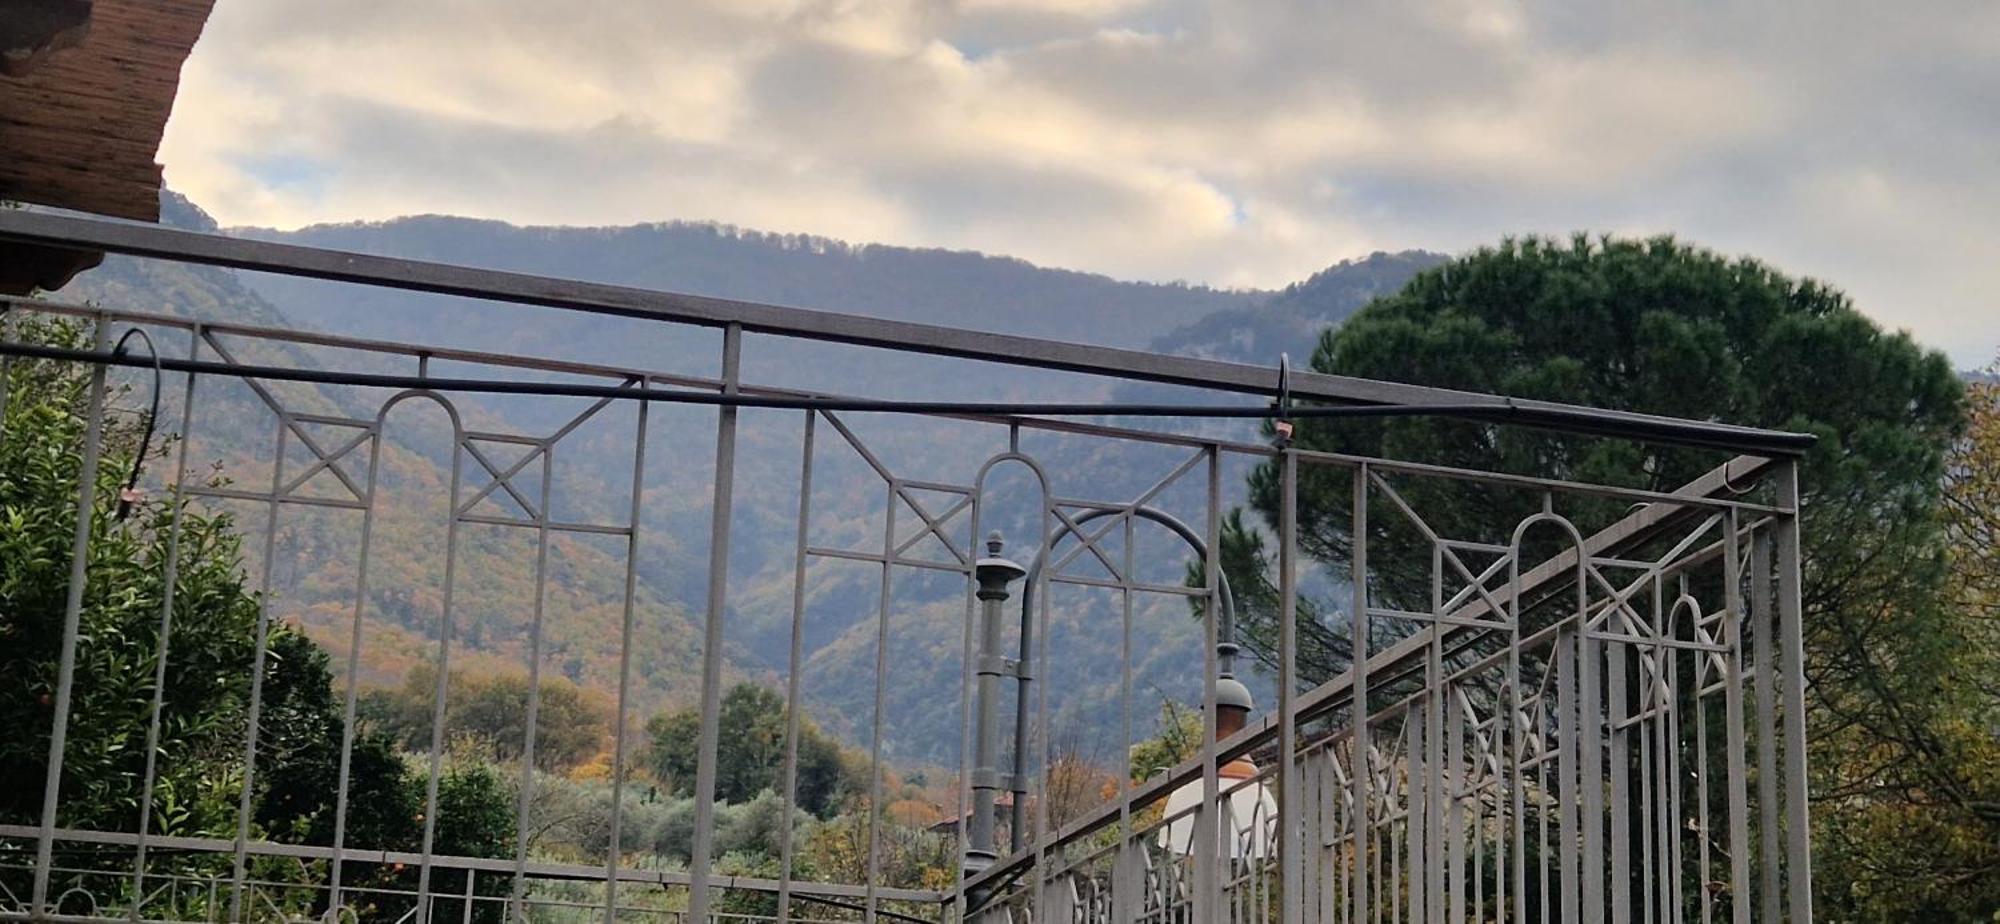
[962,507,1274,910]
[965,532,1025,894]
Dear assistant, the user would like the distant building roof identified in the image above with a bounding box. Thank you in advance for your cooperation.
[0,0,216,292]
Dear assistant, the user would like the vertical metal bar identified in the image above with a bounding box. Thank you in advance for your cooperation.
[31,319,111,914]
[1774,462,1812,923]
[778,411,816,924]
[1750,531,1778,923]
[1279,450,1301,924]
[865,478,895,924]
[328,414,387,912]
[1506,611,1523,923]
[1581,608,1604,920]
[688,324,741,924]
[1640,665,1656,924]
[1408,701,1426,924]
[1008,445,1036,860]
[1667,629,1686,923]
[1540,685,1554,924]
[227,383,292,923]
[1556,629,1579,924]
[1337,755,1349,924]
[1425,550,1445,924]
[129,326,201,920]
[1655,639,1673,924]
[1304,747,1323,924]
[1349,463,1370,923]
[414,404,467,924]
[1444,690,1462,924]
[603,390,650,923]
[1695,645,1713,924]
[1195,446,1221,924]
[1608,640,1631,924]
[1721,510,1751,924]
[1030,485,1054,924]
[1383,757,1394,924]
[1113,514,1135,924]
[511,440,555,921]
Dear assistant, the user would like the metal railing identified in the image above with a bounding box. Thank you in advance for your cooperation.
[0,209,1814,923]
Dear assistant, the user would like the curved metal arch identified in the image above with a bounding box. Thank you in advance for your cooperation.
[372,386,467,432]
[1508,510,1592,627]
[1020,504,1240,670]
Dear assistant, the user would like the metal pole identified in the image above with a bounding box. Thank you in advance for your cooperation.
[688,323,741,924]
[1775,462,1813,922]
[511,438,556,921]
[1278,450,1300,924]
[31,319,110,915]
[967,534,1026,893]
[603,388,650,923]
[1751,531,1779,922]
[1349,464,1370,922]
[413,398,467,924]
[129,325,202,921]
[778,411,816,924]
[1195,446,1222,924]
[227,355,296,923]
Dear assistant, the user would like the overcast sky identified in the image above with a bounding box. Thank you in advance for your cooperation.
[160,0,1999,365]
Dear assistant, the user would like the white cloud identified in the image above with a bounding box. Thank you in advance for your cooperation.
[158,0,2000,364]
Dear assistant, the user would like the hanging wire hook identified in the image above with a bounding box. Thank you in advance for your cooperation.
[1271,352,1295,448]
[1715,458,1757,496]
[109,327,162,522]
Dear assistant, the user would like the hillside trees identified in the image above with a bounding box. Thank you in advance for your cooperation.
[361,664,612,773]
[1223,234,1982,920]
[646,682,864,817]
[1810,368,2000,918]
[1,315,260,835]
[0,316,513,916]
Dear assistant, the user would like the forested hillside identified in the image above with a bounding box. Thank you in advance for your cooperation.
[51,192,1407,766]
[1143,250,1447,363]
[60,194,735,727]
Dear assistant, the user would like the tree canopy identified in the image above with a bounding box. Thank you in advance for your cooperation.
[361,664,612,774]
[646,682,863,817]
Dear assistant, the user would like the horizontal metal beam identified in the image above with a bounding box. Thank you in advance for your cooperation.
[4,294,1798,513]
[0,824,946,903]
[0,208,1814,456]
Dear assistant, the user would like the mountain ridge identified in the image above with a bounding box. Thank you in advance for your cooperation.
[54,191,1442,764]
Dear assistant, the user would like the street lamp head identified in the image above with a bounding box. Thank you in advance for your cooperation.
[974,531,1027,600]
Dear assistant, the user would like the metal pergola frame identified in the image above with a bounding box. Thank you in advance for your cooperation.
[0,207,1815,924]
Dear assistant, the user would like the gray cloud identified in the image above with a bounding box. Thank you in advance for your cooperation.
[160,0,2000,364]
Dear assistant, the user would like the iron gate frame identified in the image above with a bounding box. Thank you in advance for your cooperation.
[0,208,1815,924]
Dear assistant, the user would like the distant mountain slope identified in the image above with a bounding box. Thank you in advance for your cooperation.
[49,192,1443,764]
[51,193,736,724]
[235,216,1261,351]
[1146,250,1448,363]
[1105,251,1447,445]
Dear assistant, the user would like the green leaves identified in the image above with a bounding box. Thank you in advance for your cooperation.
[645,682,863,818]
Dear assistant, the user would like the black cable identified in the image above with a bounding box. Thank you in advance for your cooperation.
[0,340,1510,422]
[107,328,162,522]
